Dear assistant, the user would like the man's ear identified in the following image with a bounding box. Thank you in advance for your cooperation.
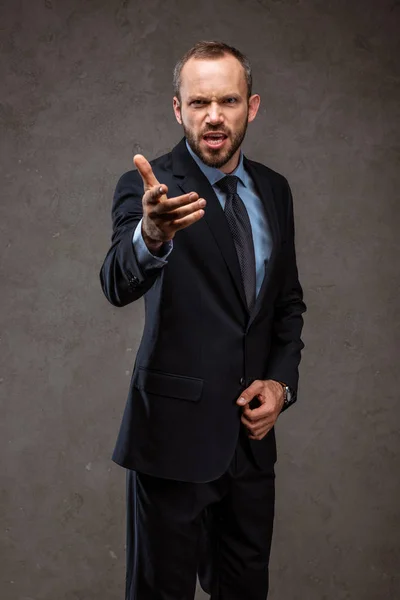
[173,97,182,124]
[247,94,261,123]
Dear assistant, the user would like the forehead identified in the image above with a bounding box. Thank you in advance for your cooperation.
[179,55,247,98]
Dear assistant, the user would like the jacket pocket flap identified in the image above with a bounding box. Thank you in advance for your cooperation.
[135,368,203,402]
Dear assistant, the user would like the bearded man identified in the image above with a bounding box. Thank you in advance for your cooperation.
[100,40,306,600]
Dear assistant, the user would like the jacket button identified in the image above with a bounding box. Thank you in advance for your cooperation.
[240,377,245,385]
[129,276,139,286]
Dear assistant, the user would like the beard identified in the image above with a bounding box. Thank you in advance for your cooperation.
[182,113,249,169]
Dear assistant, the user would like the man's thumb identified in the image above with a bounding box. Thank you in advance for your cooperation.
[236,380,262,406]
[237,396,249,406]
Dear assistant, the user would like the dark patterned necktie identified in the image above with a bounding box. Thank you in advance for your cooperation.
[217,175,256,311]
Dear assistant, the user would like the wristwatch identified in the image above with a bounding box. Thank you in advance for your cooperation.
[278,382,294,409]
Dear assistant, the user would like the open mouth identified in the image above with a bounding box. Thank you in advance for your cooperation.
[203,133,228,149]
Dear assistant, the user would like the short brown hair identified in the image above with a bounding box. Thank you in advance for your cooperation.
[173,40,253,100]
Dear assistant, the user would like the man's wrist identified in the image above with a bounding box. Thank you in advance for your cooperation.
[270,379,285,395]
[143,237,163,256]
[276,381,295,410]
[132,219,172,268]
[141,223,168,256]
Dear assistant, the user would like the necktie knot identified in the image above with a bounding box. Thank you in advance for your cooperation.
[217,175,240,196]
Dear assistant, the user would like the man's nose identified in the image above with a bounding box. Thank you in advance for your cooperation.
[206,103,223,124]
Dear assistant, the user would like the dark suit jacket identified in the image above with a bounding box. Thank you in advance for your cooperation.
[100,138,306,483]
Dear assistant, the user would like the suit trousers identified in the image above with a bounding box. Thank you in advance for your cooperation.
[125,427,275,600]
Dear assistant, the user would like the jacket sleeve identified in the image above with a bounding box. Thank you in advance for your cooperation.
[265,180,307,400]
[99,170,167,307]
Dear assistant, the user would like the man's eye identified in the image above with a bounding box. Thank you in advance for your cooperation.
[191,100,206,106]
[224,98,237,104]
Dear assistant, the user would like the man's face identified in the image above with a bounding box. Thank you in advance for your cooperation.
[173,55,260,172]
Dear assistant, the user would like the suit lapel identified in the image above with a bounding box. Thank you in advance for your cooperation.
[172,139,248,311]
[244,157,281,327]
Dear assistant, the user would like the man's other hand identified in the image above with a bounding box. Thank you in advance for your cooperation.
[237,380,284,441]
[134,154,206,254]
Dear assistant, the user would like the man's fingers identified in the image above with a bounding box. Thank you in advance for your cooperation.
[134,154,160,189]
[241,410,273,428]
[142,186,205,235]
[160,192,201,211]
[170,209,205,230]
[242,403,273,422]
[154,198,206,221]
[241,414,274,438]
[144,189,200,208]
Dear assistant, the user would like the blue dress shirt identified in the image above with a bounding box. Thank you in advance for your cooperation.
[132,140,273,298]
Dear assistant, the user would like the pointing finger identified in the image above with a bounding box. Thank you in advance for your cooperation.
[133,154,160,190]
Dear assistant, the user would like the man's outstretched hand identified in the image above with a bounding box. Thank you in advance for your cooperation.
[237,380,285,441]
[134,154,206,254]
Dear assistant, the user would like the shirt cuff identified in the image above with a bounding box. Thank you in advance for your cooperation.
[132,218,173,269]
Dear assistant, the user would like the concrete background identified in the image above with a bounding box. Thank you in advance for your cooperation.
[1,0,399,598]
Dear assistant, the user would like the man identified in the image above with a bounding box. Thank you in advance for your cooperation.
[100,41,306,600]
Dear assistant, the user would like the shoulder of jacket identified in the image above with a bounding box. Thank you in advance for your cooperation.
[246,158,289,190]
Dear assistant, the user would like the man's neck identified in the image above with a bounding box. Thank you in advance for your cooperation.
[219,148,241,174]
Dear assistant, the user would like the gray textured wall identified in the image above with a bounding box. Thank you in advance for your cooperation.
[1,1,399,599]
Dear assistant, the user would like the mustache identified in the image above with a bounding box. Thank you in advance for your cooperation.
[202,128,230,135]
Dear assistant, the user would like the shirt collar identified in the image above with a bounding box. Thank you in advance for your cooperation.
[185,139,246,187]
